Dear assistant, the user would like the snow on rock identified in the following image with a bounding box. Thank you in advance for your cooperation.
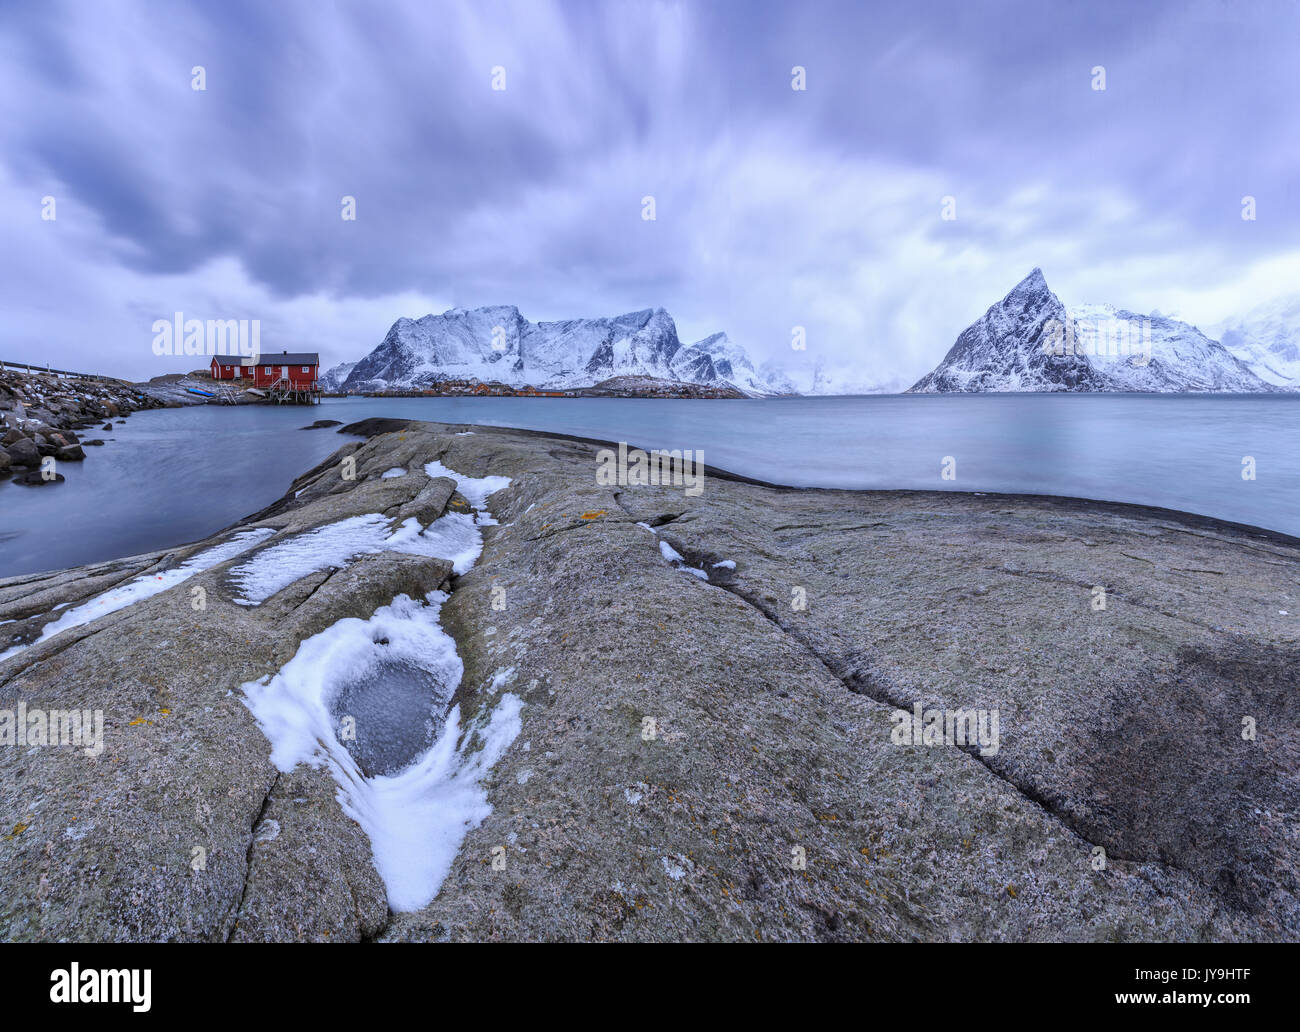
[423,460,511,510]
[229,515,394,605]
[669,332,788,396]
[240,591,523,911]
[657,539,708,581]
[233,461,510,605]
[1,528,275,662]
[381,467,407,479]
[384,513,483,575]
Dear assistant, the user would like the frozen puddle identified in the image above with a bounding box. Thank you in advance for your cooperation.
[241,592,522,911]
[0,528,275,663]
[334,657,445,775]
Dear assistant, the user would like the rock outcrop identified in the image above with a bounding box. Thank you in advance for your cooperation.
[2,422,1297,941]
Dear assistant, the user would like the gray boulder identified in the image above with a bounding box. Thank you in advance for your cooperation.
[5,436,39,468]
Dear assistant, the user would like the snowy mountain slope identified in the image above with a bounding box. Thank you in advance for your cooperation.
[340,306,792,396]
[1211,296,1300,388]
[909,269,1276,393]
[345,306,529,391]
[318,361,356,391]
[669,332,789,396]
[1070,304,1269,392]
[909,269,1108,393]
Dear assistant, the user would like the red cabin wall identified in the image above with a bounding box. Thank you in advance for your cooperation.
[248,364,317,388]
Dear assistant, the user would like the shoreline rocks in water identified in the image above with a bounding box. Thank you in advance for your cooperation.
[0,366,164,486]
[1,420,1297,941]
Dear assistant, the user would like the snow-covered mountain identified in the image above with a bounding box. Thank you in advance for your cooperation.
[909,269,1107,393]
[668,332,781,396]
[909,269,1276,393]
[1070,304,1267,392]
[1211,296,1300,388]
[339,306,792,396]
[318,361,356,392]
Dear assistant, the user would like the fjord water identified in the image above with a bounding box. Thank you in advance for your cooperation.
[1,393,1296,577]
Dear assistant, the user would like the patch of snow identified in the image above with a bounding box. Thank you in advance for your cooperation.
[658,539,708,581]
[384,513,483,575]
[381,467,406,478]
[1,528,275,662]
[231,508,487,604]
[229,515,392,605]
[423,460,511,510]
[712,559,736,569]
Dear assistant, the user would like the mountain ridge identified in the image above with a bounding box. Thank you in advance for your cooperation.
[329,305,792,397]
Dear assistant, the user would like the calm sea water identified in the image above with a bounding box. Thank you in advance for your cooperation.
[1,394,1296,577]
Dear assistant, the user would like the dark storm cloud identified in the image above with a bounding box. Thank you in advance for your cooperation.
[1,0,1298,381]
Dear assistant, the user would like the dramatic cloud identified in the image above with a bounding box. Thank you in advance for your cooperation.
[2,0,1297,383]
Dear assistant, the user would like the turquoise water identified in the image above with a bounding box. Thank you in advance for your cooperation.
[1,393,1296,577]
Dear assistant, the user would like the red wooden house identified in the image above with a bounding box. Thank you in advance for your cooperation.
[210,352,319,389]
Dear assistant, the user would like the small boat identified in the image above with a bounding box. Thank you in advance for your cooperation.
[185,388,215,398]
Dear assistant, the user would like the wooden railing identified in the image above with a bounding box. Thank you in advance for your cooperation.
[0,358,120,382]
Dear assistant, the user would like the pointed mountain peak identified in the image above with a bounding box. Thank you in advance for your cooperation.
[1009,267,1048,295]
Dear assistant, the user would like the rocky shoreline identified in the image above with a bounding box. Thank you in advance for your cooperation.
[0,367,167,486]
[1,420,1297,941]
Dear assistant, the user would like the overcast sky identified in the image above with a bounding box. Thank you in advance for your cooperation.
[2,0,1298,384]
